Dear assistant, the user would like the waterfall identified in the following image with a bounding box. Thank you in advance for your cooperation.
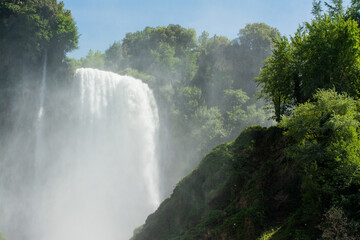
[0,68,160,240]
[34,51,47,177]
[38,51,47,120]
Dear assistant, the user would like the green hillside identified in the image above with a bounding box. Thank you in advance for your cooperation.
[132,90,360,240]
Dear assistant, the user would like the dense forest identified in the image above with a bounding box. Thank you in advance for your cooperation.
[1,0,360,239]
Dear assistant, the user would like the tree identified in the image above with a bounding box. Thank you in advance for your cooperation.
[122,24,197,85]
[280,89,360,176]
[192,35,232,106]
[105,41,123,71]
[78,49,105,69]
[232,23,279,95]
[256,36,294,122]
[238,23,279,62]
[296,14,360,100]
[324,0,344,17]
[0,0,78,87]
[257,7,360,121]
[279,89,360,236]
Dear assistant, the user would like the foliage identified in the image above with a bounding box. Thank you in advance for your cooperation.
[234,23,279,95]
[296,15,360,100]
[192,34,232,104]
[280,89,360,187]
[318,207,360,240]
[238,22,279,64]
[0,0,78,73]
[257,2,360,121]
[122,24,197,84]
[104,41,123,71]
[77,49,105,69]
[256,36,294,121]
[276,89,360,239]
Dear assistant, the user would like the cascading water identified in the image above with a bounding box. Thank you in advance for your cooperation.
[34,51,47,177]
[0,68,160,240]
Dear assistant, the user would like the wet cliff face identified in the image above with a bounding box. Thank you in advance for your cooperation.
[131,126,301,240]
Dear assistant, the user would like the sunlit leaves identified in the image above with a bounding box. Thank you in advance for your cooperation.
[280,89,360,186]
[257,9,360,121]
[256,36,294,121]
[0,0,78,72]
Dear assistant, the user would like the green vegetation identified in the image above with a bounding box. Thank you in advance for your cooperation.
[0,0,78,79]
[257,0,360,121]
[131,1,360,239]
[131,90,360,239]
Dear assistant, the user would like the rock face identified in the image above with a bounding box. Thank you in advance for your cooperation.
[131,126,300,240]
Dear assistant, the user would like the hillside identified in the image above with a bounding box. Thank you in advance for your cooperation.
[132,114,360,240]
[131,126,298,240]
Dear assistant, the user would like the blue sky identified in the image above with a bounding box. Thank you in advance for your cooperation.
[62,0,352,59]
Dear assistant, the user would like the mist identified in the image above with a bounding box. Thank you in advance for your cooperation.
[0,67,160,240]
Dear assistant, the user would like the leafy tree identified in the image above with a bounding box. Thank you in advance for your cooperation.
[122,24,197,85]
[104,41,123,71]
[221,89,268,139]
[175,86,203,119]
[279,89,360,236]
[256,36,294,121]
[191,106,227,154]
[346,0,360,25]
[232,23,279,95]
[296,14,360,100]
[0,0,78,74]
[257,7,360,121]
[78,49,105,69]
[312,0,323,17]
[198,31,209,45]
[324,0,344,17]
[150,42,180,85]
[192,35,232,106]
[238,23,279,63]
[280,89,360,181]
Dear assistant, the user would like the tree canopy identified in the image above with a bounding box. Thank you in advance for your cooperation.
[278,89,360,238]
[256,1,360,121]
[0,0,79,129]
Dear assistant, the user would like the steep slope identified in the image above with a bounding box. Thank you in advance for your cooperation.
[131,126,301,240]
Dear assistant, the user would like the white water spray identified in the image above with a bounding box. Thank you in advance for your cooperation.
[0,68,160,240]
[38,52,47,120]
[34,51,47,176]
